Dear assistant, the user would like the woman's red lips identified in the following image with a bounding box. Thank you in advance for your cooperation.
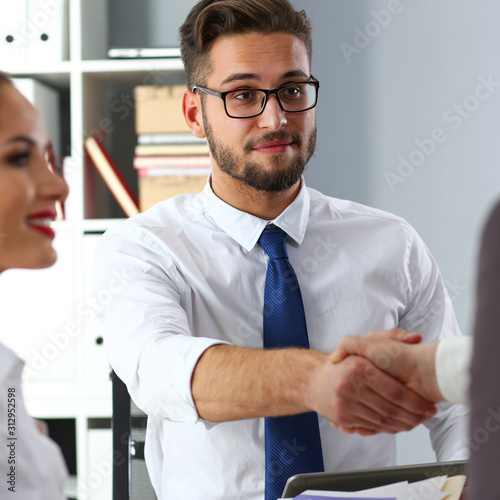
[26,210,57,239]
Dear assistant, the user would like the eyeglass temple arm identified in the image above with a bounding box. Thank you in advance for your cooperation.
[192,85,221,97]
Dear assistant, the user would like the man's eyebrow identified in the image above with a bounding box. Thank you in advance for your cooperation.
[219,73,259,87]
[282,70,310,79]
[219,70,310,88]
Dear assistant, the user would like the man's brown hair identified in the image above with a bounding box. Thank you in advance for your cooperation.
[179,0,312,90]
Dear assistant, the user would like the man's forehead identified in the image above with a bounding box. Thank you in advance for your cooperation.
[207,32,310,87]
[219,69,310,87]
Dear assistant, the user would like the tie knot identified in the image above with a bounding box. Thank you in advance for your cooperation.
[258,228,289,260]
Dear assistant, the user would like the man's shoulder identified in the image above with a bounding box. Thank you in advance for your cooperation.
[104,192,204,238]
[307,187,409,226]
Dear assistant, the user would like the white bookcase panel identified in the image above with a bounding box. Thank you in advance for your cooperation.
[0,0,189,497]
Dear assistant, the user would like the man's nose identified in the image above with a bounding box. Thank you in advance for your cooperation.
[257,94,287,130]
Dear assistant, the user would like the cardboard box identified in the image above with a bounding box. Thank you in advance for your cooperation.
[134,85,190,134]
[138,172,209,211]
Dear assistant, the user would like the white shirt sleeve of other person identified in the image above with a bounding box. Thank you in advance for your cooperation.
[0,344,67,500]
[436,336,473,405]
[93,179,469,500]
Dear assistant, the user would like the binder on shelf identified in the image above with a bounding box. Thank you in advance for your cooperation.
[0,0,27,66]
[84,136,140,218]
[26,0,69,63]
[0,0,69,66]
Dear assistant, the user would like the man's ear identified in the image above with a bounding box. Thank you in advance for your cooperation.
[183,90,206,138]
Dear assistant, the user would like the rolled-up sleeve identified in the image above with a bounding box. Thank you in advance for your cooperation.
[93,222,228,424]
[399,224,470,461]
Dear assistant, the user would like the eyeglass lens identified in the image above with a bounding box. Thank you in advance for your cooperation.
[225,82,317,118]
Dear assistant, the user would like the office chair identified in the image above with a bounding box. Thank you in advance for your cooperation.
[111,371,157,500]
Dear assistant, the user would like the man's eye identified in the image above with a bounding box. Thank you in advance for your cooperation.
[283,86,301,97]
[233,90,259,101]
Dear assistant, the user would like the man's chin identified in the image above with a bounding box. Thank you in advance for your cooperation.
[238,163,303,193]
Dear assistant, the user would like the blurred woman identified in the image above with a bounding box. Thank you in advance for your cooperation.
[0,71,69,498]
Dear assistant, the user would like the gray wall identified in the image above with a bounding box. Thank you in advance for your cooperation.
[108,0,193,48]
[294,0,500,337]
[292,0,500,464]
[110,0,500,465]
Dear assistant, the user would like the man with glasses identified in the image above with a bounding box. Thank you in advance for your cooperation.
[94,1,469,499]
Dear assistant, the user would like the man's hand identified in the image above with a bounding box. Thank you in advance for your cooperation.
[306,345,437,436]
[327,328,444,434]
[192,342,436,435]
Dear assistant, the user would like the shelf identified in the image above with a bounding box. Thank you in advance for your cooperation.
[82,219,126,233]
[5,63,72,88]
[80,57,185,75]
[5,58,185,87]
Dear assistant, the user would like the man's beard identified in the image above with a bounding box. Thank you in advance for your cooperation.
[202,112,317,193]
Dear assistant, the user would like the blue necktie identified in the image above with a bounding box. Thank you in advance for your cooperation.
[258,227,324,500]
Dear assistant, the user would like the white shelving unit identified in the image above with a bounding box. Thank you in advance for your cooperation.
[0,1,186,498]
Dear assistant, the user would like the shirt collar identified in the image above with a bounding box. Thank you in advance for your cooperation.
[201,177,310,252]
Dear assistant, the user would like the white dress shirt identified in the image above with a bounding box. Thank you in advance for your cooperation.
[436,336,472,405]
[94,179,469,500]
[0,344,67,499]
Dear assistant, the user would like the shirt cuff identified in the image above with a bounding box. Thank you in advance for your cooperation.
[435,336,472,405]
[136,335,230,424]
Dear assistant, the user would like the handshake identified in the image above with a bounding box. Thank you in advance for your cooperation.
[314,329,468,437]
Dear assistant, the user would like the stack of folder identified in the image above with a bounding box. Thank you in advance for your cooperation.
[133,85,211,211]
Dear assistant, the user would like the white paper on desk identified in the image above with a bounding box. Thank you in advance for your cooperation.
[405,476,448,500]
[291,481,408,499]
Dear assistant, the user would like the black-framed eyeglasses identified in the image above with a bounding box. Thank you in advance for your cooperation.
[192,78,319,119]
